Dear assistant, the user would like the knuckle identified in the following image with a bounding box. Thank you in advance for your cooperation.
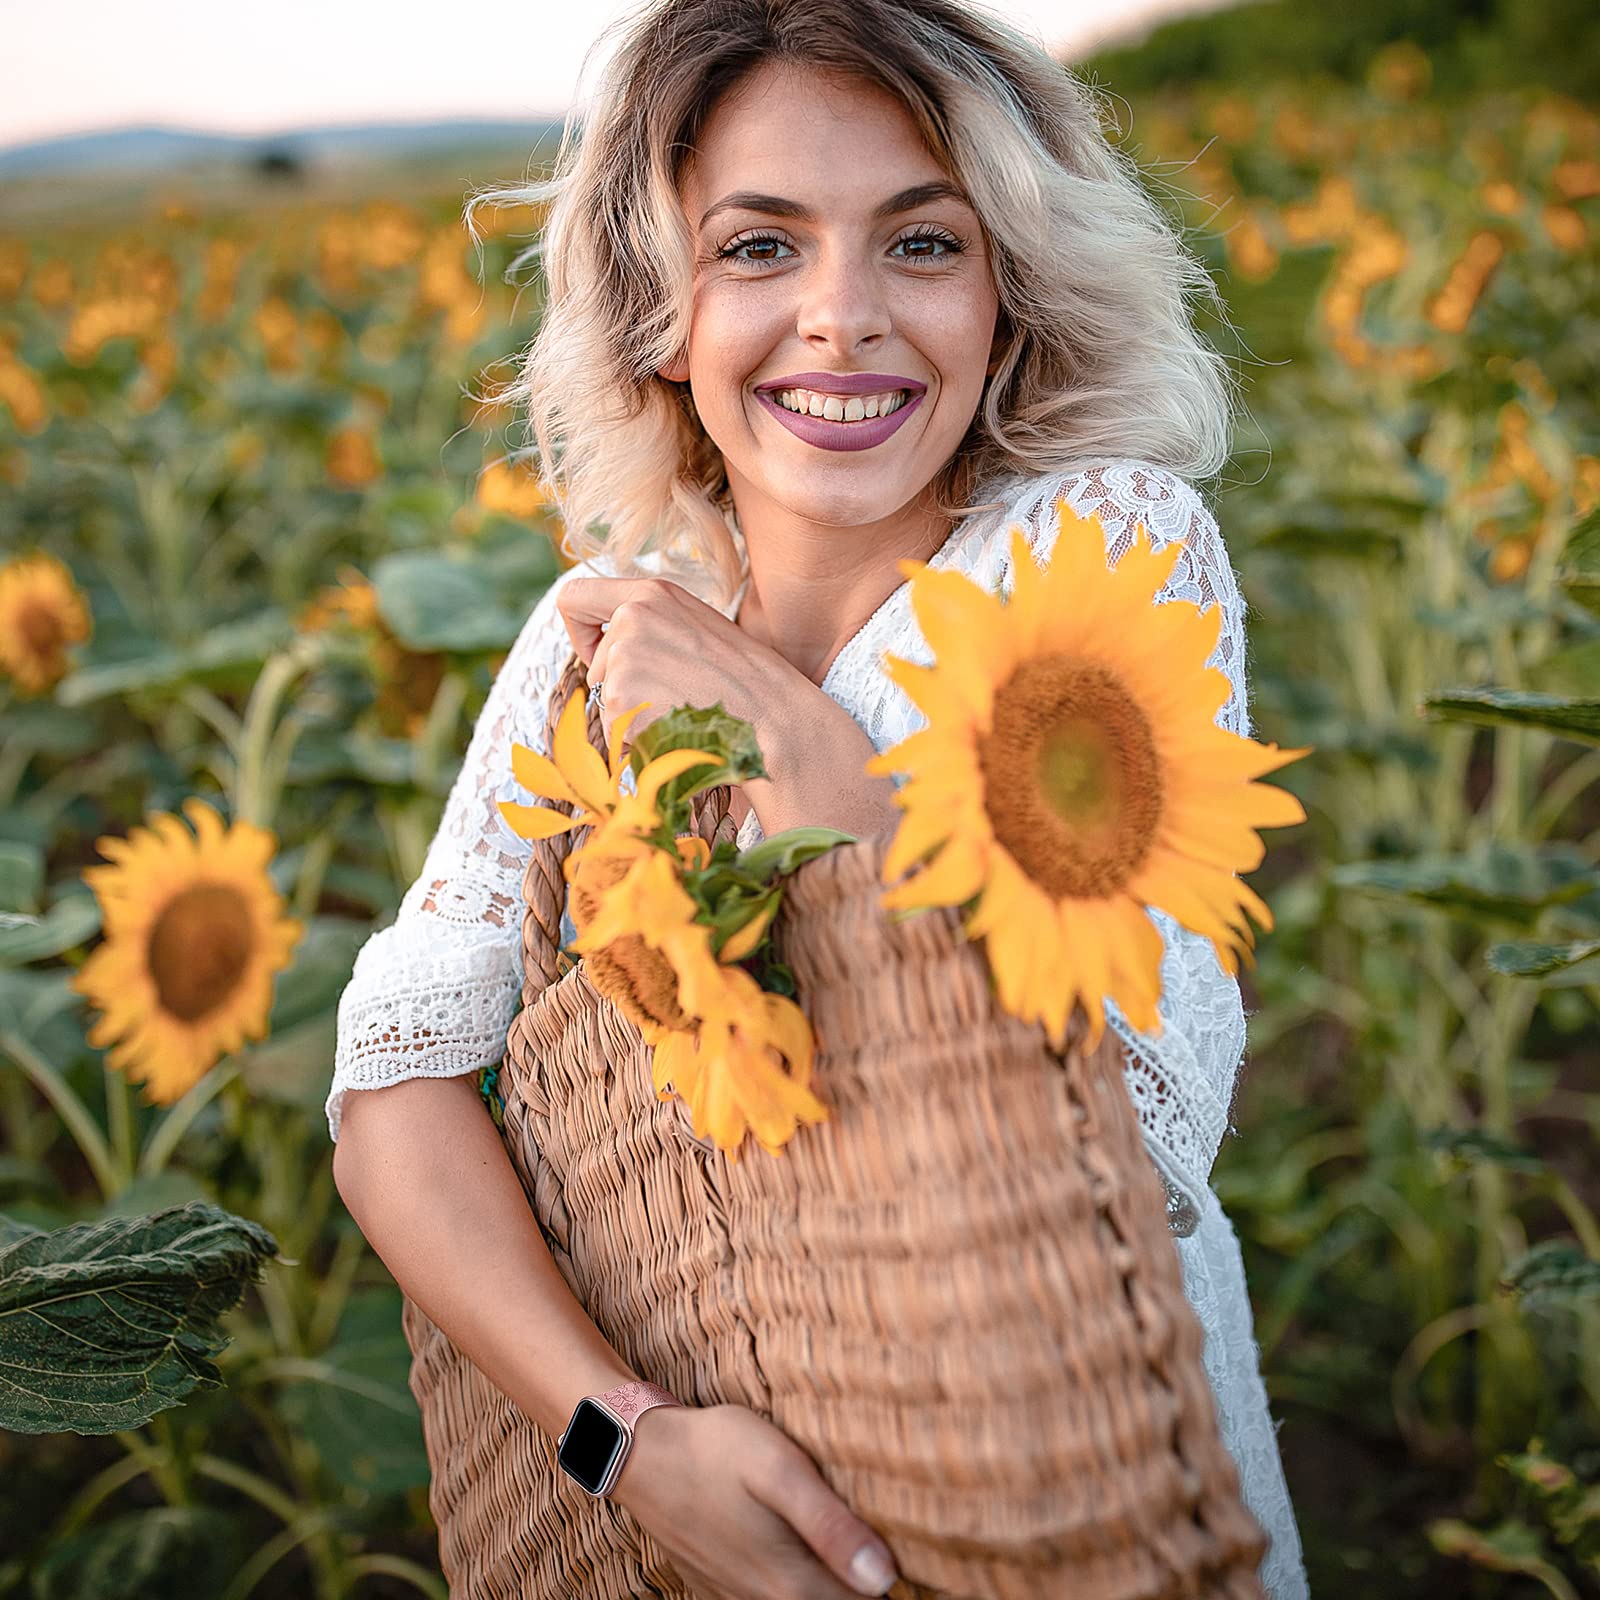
[807,1495,864,1554]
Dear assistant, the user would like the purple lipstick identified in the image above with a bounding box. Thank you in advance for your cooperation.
[753,372,927,455]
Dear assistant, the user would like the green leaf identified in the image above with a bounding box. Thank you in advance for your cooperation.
[0,841,44,914]
[92,1172,215,1220]
[735,826,856,882]
[1555,504,1600,619]
[1427,1515,1556,1574]
[285,725,433,789]
[0,1200,279,1434]
[30,1507,245,1600]
[274,1286,430,1493]
[0,891,101,966]
[1420,686,1600,747]
[1329,843,1600,930]
[629,702,770,815]
[1414,590,1560,642]
[704,885,782,961]
[1525,636,1600,699]
[1485,937,1600,979]
[264,916,369,1033]
[55,612,294,707]
[1503,1239,1600,1305]
[372,550,526,651]
[1420,1126,1545,1174]
[1254,501,1406,560]
[0,700,103,758]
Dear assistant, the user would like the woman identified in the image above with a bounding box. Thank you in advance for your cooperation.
[330,1,1310,1596]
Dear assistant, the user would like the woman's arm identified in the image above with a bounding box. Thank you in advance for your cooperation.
[331,1074,902,1597]
[332,1073,636,1438]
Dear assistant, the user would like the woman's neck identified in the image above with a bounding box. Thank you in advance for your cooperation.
[729,490,957,688]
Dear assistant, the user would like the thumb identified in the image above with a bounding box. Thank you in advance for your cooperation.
[748,1446,899,1596]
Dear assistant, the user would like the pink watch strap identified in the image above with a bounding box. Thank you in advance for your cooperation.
[598,1379,681,1427]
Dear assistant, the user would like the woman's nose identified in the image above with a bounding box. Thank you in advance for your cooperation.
[794,246,891,353]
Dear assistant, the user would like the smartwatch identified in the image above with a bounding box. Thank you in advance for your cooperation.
[557,1379,683,1499]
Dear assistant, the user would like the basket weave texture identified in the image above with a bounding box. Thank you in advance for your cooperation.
[399,650,1270,1598]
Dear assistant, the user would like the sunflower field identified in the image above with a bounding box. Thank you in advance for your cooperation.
[2,27,1598,1600]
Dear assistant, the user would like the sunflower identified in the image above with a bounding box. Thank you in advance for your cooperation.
[70,798,304,1104]
[498,687,829,1158]
[0,552,92,696]
[297,566,446,736]
[866,500,1311,1056]
[498,685,723,1028]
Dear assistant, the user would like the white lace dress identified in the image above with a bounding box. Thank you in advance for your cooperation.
[330,457,1309,1598]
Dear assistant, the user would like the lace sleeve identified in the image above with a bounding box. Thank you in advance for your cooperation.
[325,563,585,1143]
[1001,461,1254,1236]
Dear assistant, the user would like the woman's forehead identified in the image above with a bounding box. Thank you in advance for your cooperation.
[680,69,954,217]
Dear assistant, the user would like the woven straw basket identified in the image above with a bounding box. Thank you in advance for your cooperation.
[399,650,1269,1598]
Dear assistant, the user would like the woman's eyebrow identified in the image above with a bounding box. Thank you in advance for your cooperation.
[698,180,970,232]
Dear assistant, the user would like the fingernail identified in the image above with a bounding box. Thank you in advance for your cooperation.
[849,1543,897,1595]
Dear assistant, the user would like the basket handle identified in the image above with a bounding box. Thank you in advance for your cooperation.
[516,648,739,997]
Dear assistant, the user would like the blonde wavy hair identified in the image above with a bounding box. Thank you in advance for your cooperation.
[466,0,1241,610]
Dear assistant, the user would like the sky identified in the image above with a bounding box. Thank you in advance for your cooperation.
[0,0,1228,152]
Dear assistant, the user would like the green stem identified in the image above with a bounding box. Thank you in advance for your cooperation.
[178,685,246,749]
[105,1066,135,1190]
[338,1554,447,1599]
[306,1226,366,1351]
[235,645,313,828]
[1544,1174,1600,1260]
[217,1508,342,1600]
[112,1428,185,1506]
[2,1029,118,1200]
[49,1451,155,1543]
[1527,746,1600,843]
[139,1057,243,1178]
[192,1453,302,1527]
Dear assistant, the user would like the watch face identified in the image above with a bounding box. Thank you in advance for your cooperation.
[557,1398,626,1495]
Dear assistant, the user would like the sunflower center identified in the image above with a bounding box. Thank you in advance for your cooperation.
[147,884,256,1022]
[17,599,65,658]
[569,853,694,1033]
[976,654,1163,900]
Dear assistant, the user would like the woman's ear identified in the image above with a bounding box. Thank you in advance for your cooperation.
[658,350,690,384]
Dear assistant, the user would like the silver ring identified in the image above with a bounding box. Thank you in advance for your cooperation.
[593,679,606,707]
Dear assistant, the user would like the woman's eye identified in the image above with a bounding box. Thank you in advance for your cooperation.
[893,230,964,262]
[718,234,794,265]
[717,229,964,268]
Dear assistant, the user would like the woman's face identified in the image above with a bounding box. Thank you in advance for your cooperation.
[664,61,1004,535]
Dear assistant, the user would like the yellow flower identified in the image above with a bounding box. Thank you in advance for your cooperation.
[499,687,829,1158]
[496,685,715,844]
[0,552,92,696]
[70,798,304,1104]
[866,501,1311,1056]
[325,423,382,489]
[650,964,828,1162]
[296,567,446,737]
[475,460,551,520]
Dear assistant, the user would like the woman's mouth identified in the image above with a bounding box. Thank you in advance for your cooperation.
[754,384,926,453]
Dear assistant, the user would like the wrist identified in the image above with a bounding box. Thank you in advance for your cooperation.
[751,684,900,839]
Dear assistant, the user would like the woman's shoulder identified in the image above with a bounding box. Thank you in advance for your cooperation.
[975,457,1215,557]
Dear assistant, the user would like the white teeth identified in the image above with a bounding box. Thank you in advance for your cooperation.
[773,386,909,420]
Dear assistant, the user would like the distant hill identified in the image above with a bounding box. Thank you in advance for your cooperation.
[0,118,567,181]
[1080,0,1598,98]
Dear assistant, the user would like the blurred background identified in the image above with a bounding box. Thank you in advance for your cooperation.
[1,0,1597,1595]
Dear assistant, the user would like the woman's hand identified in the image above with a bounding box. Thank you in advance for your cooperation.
[556,576,901,839]
[557,575,797,754]
[610,1402,901,1599]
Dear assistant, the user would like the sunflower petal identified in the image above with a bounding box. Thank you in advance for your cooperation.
[553,689,615,813]
[510,741,581,805]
